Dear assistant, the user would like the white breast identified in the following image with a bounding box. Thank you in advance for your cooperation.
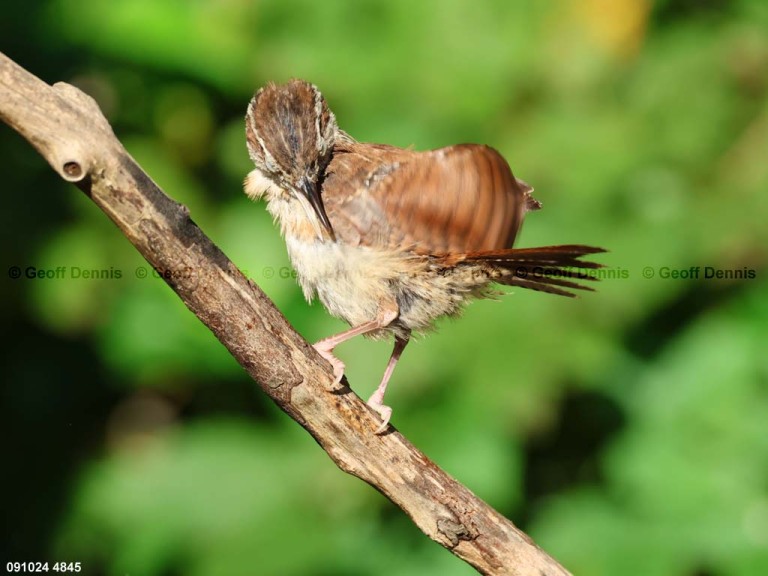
[285,236,408,327]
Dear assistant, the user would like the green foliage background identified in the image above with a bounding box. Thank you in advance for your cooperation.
[2,1,768,575]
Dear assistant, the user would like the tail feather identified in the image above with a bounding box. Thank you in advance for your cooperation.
[459,244,606,297]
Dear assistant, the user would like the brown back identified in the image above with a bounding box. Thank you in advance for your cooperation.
[322,142,534,255]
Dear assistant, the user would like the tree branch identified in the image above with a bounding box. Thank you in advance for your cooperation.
[0,51,570,576]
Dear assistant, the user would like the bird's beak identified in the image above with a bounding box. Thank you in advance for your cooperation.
[298,177,336,241]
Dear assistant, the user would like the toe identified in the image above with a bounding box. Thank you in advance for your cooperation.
[368,402,393,434]
[312,344,345,385]
[331,363,344,384]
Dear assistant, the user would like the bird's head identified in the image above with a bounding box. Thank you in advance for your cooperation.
[245,79,337,238]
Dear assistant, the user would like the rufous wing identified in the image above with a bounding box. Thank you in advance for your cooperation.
[325,143,536,255]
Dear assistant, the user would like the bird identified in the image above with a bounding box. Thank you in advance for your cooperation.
[244,79,604,433]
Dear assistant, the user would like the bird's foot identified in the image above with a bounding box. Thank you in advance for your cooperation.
[312,341,345,386]
[367,397,393,435]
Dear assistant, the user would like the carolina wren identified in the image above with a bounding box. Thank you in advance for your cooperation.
[244,79,604,433]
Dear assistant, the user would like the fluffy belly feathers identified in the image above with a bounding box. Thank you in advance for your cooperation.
[284,237,483,337]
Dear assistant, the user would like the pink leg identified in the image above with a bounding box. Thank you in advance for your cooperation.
[313,307,398,384]
[367,333,410,434]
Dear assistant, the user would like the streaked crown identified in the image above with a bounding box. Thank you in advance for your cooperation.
[245,79,338,190]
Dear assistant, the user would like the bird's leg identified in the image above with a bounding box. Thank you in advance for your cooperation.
[313,305,398,385]
[367,332,410,434]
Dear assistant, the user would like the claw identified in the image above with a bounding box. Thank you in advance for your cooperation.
[312,343,345,385]
[314,328,408,435]
[367,398,393,434]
